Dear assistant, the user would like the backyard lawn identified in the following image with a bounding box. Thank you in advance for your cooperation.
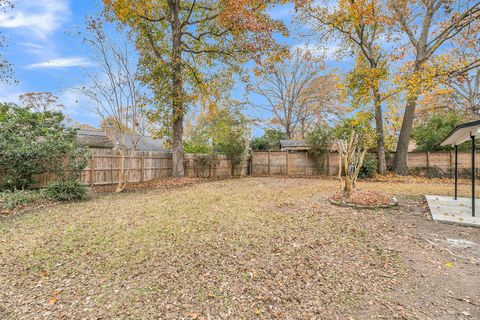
[1,177,479,319]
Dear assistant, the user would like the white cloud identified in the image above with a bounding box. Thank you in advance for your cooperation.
[0,0,70,39]
[27,57,93,69]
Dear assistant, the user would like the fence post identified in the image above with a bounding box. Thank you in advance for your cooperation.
[90,154,95,187]
[249,153,253,176]
[268,151,271,175]
[426,151,430,176]
[140,152,145,183]
[304,151,308,175]
[285,150,289,176]
[326,152,330,176]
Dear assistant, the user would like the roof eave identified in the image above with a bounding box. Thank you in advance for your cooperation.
[440,120,480,146]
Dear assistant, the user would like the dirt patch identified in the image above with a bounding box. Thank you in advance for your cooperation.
[0,178,478,319]
[380,196,480,319]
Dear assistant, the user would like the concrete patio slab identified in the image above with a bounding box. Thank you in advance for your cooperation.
[426,195,480,228]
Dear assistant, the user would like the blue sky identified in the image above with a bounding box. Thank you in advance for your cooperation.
[0,0,354,136]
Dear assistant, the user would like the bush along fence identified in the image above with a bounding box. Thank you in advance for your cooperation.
[6,149,478,188]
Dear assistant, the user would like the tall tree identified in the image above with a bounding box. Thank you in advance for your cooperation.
[103,0,287,177]
[389,0,480,175]
[296,0,393,174]
[252,48,340,139]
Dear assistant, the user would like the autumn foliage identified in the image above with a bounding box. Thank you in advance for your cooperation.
[103,0,288,177]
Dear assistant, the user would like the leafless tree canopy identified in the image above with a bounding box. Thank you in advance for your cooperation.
[252,49,341,139]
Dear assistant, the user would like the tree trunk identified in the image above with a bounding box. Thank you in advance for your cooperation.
[343,174,352,199]
[170,0,184,177]
[393,51,426,175]
[116,149,126,193]
[373,89,387,175]
[172,114,184,177]
[393,95,418,175]
[116,148,136,193]
[285,124,293,139]
[342,137,352,199]
[300,118,306,139]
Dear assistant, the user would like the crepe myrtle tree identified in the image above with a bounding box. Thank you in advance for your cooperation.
[336,130,368,199]
[76,17,150,192]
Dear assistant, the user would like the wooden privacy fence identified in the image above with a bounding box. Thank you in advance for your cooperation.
[388,151,480,177]
[251,151,338,176]
[33,148,249,187]
[6,149,478,188]
[251,150,480,177]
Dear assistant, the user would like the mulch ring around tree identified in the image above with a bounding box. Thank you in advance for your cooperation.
[329,189,398,209]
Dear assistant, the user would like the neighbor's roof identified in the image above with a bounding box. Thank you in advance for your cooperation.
[77,128,169,152]
[77,129,114,149]
[280,140,306,147]
[441,120,480,146]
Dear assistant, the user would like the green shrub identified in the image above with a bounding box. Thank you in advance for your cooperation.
[249,137,270,151]
[412,111,467,151]
[0,190,45,212]
[0,103,88,191]
[212,109,250,165]
[184,141,211,154]
[45,180,89,201]
[358,154,377,178]
[306,126,332,158]
[250,129,286,151]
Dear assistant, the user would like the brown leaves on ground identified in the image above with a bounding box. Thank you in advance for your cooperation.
[366,172,471,185]
[331,189,393,206]
[0,178,479,319]
[93,177,230,193]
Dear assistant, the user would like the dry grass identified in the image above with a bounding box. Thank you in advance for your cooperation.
[0,177,478,319]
